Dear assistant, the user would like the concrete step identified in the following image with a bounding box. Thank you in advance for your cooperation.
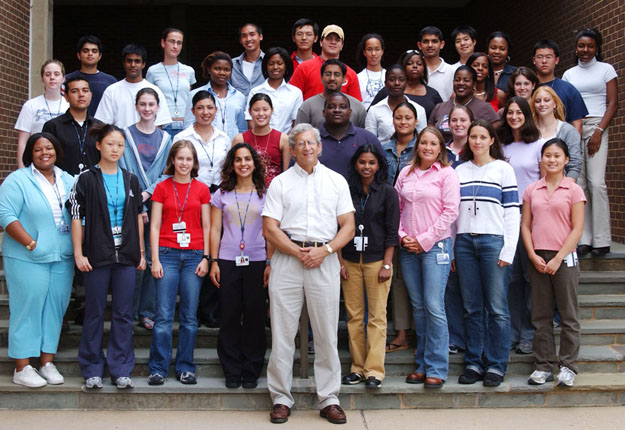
[579,271,625,295]
[0,345,622,379]
[1,373,624,410]
[579,295,625,319]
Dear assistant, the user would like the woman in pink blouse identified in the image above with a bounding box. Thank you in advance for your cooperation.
[395,126,460,388]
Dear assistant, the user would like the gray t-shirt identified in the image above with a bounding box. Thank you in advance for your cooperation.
[128,124,164,173]
[295,93,366,129]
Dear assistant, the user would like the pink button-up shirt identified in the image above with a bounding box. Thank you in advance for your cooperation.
[395,161,460,252]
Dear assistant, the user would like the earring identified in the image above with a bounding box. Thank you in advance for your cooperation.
[506,55,511,63]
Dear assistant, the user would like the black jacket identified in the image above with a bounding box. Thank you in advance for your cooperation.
[66,166,143,267]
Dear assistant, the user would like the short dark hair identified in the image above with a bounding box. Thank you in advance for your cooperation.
[192,90,216,108]
[487,31,512,51]
[76,35,103,53]
[575,28,603,61]
[533,39,560,57]
[88,123,125,143]
[292,18,319,37]
[162,27,183,40]
[323,91,350,109]
[200,51,233,80]
[451,26,477,42]
[320,59,346,77]
[249,92,273,110]
[391,102,419,140]
[419,26,443,42]
[262,47,293,82]
[398,50,428,85]
[499,97,540,145]
[64,75,90,91]
[356,33,385,69]
[454,64,477,82]
[23,132,64,167]
[136,87,160,105]
[541,137,570,158]
[164,140,199,178]
[238,23,262,36]
[122,43,147,63]
[347,144,389,195]
[461,120,505,162]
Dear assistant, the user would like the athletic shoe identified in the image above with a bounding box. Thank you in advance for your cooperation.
[85,376,103,389]
[557,367,575,387]
[13,365,47,388]
[341,372,364,385]
[528,370,554,385]
[147,373,165,386]
[178,372,197,385]
[365,376,382,388]
[39,362,64,385]
[113,376,135,389]
[458,369,483,384]
[483,372,504,387]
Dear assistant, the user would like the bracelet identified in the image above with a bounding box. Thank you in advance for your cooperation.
[25,240,36,251]
[140,250,145,254]
[265,259,271,266]
[596,126,605,133]
[202,255,210,262]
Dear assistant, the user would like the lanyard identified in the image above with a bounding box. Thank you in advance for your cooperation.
[72,120,88,155]
[173,179,192,223]
[360,194,370,214]
[234,187,254,250]
[52,176,65,225]
[163,63,180,114]
[198,137,215,168]
[44,96,62,118]
[215,96,226,129]
[102,169,121,227]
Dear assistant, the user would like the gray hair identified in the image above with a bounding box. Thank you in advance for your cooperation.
[288,123,321,148]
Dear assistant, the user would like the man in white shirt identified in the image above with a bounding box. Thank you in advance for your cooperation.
[95,44,171,129]
[262,123,355,425]
[417,26,459,101]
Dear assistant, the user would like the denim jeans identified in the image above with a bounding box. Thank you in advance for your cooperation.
[149,247,203,377]
[445,270,465,349]
[133,225,156,321]
[400,237,452,380]
[508,229,534,346]
[455,234,511,376]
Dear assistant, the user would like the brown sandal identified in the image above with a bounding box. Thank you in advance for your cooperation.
[385,343,409,353]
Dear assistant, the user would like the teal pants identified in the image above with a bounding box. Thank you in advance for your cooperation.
[5,256,73,359]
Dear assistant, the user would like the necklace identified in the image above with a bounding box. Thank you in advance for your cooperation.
[454,97,473,107]
[162,62,180,116]
[252,130,272,155]
[470,162,487,216]
[44,96,62,118]
[475,91,486,96]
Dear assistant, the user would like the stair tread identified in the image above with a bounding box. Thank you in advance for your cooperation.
[579,294,625,306]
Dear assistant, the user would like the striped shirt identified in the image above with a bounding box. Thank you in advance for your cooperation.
[455,159,520,263]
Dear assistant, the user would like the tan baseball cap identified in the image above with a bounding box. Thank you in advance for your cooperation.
[321,24,344,40]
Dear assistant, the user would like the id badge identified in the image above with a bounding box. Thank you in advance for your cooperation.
[173,221,186,233]
[59,223,70,234]
[353,236,368,252]
[112,226,122,247]
[436,242,450,265]
[565,251,578,267]
[235,255,250,266]
[177,232,191,247]
[171,120,184,130]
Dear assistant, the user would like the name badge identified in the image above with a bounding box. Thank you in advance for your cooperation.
[565,251,578,267]
[173,221,186,233]
[235,255,250,266]
[436,241,450,265]
[177,232,191,247]
[171,120,184,130]
[353,236,368,252]
[59,224,70,234]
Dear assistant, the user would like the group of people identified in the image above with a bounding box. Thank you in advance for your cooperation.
[2,18,618,425]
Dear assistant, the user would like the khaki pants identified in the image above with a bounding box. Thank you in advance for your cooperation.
[529,250,581,373]
[342,258,392,380]
[390,254,413,331]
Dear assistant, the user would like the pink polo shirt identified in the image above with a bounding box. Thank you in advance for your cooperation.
[523,177,586,251]
[395,161,460,252]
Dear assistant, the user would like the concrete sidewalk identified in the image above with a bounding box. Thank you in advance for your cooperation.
[1,407,623,429]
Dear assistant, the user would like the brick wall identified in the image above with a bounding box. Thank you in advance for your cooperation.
[0,0,29,178]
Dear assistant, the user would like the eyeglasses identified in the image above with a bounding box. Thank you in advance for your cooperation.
[294,140,319,148]
[167,39,183,46]
[535,55,555,61]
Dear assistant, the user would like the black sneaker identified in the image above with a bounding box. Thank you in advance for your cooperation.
[448,344,464,354]
[483,372,504,387]
[178,372,197,385]
[458,369,483,384]
[147,373,165,386]
[242,379,258,389]
[591,246,610,256]
[226,376,241,388]
[341,372,365,385]
[577,245,592,256]
[365,376,382,388]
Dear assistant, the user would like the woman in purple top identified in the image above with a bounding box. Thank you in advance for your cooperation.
[209,142,272,389]
[498,96,542,355]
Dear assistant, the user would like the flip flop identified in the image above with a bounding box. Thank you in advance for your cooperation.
[385,343,409,353]
[139,317,154,330]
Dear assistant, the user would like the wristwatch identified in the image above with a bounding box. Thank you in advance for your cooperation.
[202,255,210,262]
[266,259,271,266]
[26,240,36,251]
[382,264,391,270]
[325,244,333,254]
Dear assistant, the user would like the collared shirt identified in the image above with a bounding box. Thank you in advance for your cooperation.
[365,96,427,142]
[42,110,103,176]
[31,164,66,226]
[183,82,247,141]
[495,63,517,93]
[173,125,230,187]
[395,162,459,252]
[523,176,586,251]
[65,70,117,116]
[230,51,265,97]
[245,79,303,133]
[289,56,362,101]
[291,51,319,71]
[445,142,464,169]
[426,58,459,101]
[295,93,367,129]
[382,136,417,185]
[262,161,354,242]
[318,123,384,178]
[342,180,399,263]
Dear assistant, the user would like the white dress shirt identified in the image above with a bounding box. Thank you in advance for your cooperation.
[365,96,427,142]
[245,79,303,133]
[31,165,66,225]
[426,58,460,101]
[173,125,230,188]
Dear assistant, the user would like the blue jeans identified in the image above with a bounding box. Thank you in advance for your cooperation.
[455,234,511,376]
[133,224,156,321]
[445,270,465,349]
[162,124,184,139]
[400,237,451,380]
[508,229,535,345]
[149,247,203,377]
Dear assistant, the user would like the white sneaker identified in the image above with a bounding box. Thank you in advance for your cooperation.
[113,376,135,389]
[528,370,554,385]
[85,376,103,389]
[13,365,47,388]
[39,362,64,385]
[557,366,575,387]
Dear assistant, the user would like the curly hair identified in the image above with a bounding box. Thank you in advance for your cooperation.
[219,143,267,198]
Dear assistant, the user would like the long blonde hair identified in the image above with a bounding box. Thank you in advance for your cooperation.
[409,126,449,173]
[531,86,566,122]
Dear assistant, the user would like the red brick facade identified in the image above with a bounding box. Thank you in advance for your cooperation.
[0,0,29,180]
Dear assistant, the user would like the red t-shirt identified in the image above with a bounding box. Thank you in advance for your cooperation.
[151,177,211,250]
[242,128,282,185]
[289,56,362,101]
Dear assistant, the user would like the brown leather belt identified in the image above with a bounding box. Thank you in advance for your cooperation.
[291,240,327,248]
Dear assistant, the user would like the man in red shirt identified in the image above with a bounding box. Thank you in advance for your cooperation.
[291,18,319,71]
[289,24,362,101]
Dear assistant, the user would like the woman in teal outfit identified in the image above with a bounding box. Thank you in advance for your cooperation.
[0,132,75,388]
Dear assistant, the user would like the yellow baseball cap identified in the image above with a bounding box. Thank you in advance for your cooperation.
[321,24,344,41]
